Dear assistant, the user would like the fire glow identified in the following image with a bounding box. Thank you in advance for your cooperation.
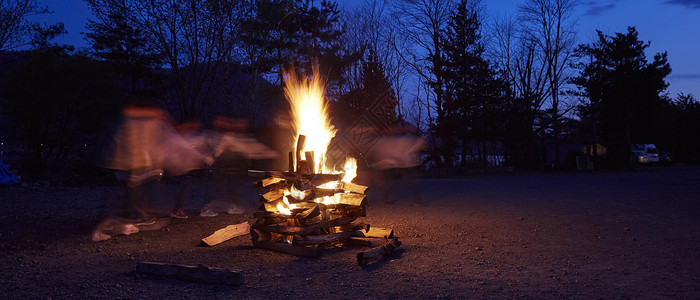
[250,63,373,258]
[283,64,338,174]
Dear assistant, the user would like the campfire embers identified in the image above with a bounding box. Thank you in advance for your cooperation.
[250,134,370,257]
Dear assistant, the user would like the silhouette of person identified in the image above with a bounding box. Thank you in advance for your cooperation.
[367,121,425,205]
[200,116,278,216]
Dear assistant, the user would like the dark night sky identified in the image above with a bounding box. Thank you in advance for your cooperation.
[30,0,700,98]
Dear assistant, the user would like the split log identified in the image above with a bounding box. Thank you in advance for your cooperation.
[295,135,306,173]
[261,177,285,188]
[252,216,356,235]
[344,238,375,247]
[136,262,244,286]
[261,190,285,202]
[201,222,251,247]
[340,182,368,194]
[297,205,320,220]
[356,238,402,266]
[248,170,284,178]
[250,229,271,241]
[360,227,394,239]
[253,240,321,258]
[307,174,343,186]
[337,193,367,206]
[292,231,356,246]
[305,151,315,174]
[334,222,370,233]
[313,187,338,198]
[288,151,294,172]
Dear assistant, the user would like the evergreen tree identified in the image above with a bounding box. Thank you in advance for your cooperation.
[441,0,506,168]
[85,0,161,92]
[240,0,357,88]
[337,49,397,124]
[571,27,671,169]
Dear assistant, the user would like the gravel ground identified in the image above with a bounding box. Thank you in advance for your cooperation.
[1,166,699,299]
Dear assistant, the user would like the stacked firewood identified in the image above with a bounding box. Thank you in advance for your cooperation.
[249,134,375,257]
[250,172,373,257]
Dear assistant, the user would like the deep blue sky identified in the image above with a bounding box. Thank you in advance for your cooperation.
[30,0,700,98]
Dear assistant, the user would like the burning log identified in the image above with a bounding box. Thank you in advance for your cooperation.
[341,182,368,194]
[249,66,380,256]
[356,238,402,266]
[253,216,356,235]
[261,189,285,202]
[201,222,251,247]
[336,193,366,206]
[136,262,244,286]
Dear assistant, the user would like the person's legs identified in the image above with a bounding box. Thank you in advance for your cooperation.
[171,173,194,219]
[375,168,392,203]
[406,166,423,205]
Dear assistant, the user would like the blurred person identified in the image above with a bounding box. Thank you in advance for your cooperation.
[200,116,278,217]
[95,95,211,240]
[367,122,426,205]
[168,120,210,219]
[101,96,169,221]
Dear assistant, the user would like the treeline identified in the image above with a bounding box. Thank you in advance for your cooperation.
[0,0,698,179]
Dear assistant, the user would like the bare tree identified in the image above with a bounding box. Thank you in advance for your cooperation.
[341,0,411,119]
[388,0,455,164]
[519,0,578,166]
[0,0,51,50]
[490,14,549,112]
[519,0,577,113]
[130,0,247,121]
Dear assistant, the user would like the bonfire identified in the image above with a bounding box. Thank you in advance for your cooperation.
[248,65,399,261]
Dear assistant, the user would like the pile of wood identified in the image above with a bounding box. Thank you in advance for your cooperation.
[249,134,377,257]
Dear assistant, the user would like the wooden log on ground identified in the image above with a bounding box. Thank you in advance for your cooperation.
[201,222,251,246]
[136,262,244,286]
[360,227,394,238]
[344,237,375,247]
[253,240,321,258]
[356,238,402,266]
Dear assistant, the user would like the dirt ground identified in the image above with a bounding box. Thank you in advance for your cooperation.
[1,166,700,299]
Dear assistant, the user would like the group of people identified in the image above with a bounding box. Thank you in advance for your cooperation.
[92,95,277,241]
[91,95,427,242]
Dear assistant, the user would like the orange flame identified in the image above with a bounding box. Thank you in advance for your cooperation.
[283,64,337,173]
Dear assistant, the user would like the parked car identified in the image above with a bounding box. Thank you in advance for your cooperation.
[631,144,659,164]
